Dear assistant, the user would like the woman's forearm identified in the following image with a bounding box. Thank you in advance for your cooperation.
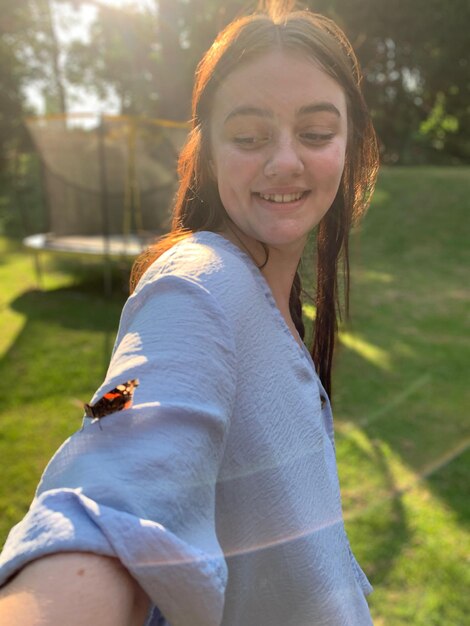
[0,552,150,626]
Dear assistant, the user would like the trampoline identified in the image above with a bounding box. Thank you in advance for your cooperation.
[24,113,189,290]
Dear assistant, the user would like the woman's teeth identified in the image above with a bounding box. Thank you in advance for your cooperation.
[259,191,304,203]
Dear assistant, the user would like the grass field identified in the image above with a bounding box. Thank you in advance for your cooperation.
[0,167,469,624]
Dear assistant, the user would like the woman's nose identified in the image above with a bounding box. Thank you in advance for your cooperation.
[264,135,304,178]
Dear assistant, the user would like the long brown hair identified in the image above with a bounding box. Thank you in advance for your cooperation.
[130,8,379,398]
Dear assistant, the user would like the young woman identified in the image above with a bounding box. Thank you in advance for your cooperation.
[0,4,379,625]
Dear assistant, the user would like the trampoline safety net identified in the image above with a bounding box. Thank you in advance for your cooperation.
[26,114,189,249]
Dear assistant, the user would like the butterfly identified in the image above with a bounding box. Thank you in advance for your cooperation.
[84,379,139,423]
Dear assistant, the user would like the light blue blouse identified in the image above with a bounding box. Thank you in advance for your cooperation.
[0,231,373,625]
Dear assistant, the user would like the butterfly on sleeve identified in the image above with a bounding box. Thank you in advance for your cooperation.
[84,379,139,425]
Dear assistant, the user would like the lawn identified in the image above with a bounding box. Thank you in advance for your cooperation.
[0,166,469,624]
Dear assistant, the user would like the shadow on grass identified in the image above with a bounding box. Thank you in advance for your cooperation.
[342,433,411,586]
[0,268,133,542]
[0,275,127,412]
[12,278,126,330]
[425,449,470,529]
[334,297,470,522]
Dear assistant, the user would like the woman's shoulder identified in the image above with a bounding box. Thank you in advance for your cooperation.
[134,231,256,296]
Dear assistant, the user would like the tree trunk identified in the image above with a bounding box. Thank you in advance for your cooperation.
[42,0,67,115]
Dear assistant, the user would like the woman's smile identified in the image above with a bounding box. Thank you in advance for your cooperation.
[253,188,311,210]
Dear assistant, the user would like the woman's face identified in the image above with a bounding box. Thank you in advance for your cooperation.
[209,50,348,256]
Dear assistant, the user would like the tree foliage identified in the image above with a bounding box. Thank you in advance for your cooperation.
[1,0,469,165]
[0,1,32,171]
[310,0,469,162]
[65,4,159,115]
[0,0,69,173]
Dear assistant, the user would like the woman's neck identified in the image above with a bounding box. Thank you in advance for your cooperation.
[216,226,304,328]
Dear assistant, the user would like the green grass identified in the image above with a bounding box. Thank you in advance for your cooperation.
[0,242,130,535]
[0,167,469,624]
[303,166,470,625]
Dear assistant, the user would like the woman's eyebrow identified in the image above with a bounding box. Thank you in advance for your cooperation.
[224,102,341,124]
[224,106,273,124]
[297,102,341,117]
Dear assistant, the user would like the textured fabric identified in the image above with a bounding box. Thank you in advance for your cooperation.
[0,231,373,626]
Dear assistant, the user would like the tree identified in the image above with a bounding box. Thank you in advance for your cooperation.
[1,0,468,164]
[0,1,33,173]
[65,2,160,115]
[63,0,247,120]
[309,0,470,162]
[155,0,247,118]
[0,0,71,172]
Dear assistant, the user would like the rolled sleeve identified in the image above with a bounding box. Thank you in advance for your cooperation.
[0,274,237,626]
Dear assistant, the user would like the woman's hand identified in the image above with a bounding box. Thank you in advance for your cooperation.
[0,552,150,626]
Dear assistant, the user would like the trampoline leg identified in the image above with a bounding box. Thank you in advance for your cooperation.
[33,251,43,289]
[103,258,112,296]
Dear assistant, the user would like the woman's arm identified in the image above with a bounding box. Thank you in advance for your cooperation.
[0,274,236,626]
[0,552,150,626]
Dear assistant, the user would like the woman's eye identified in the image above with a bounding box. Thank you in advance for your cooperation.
[300,132,335,144]
[234,136,256,144]
[232,135,269,148]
